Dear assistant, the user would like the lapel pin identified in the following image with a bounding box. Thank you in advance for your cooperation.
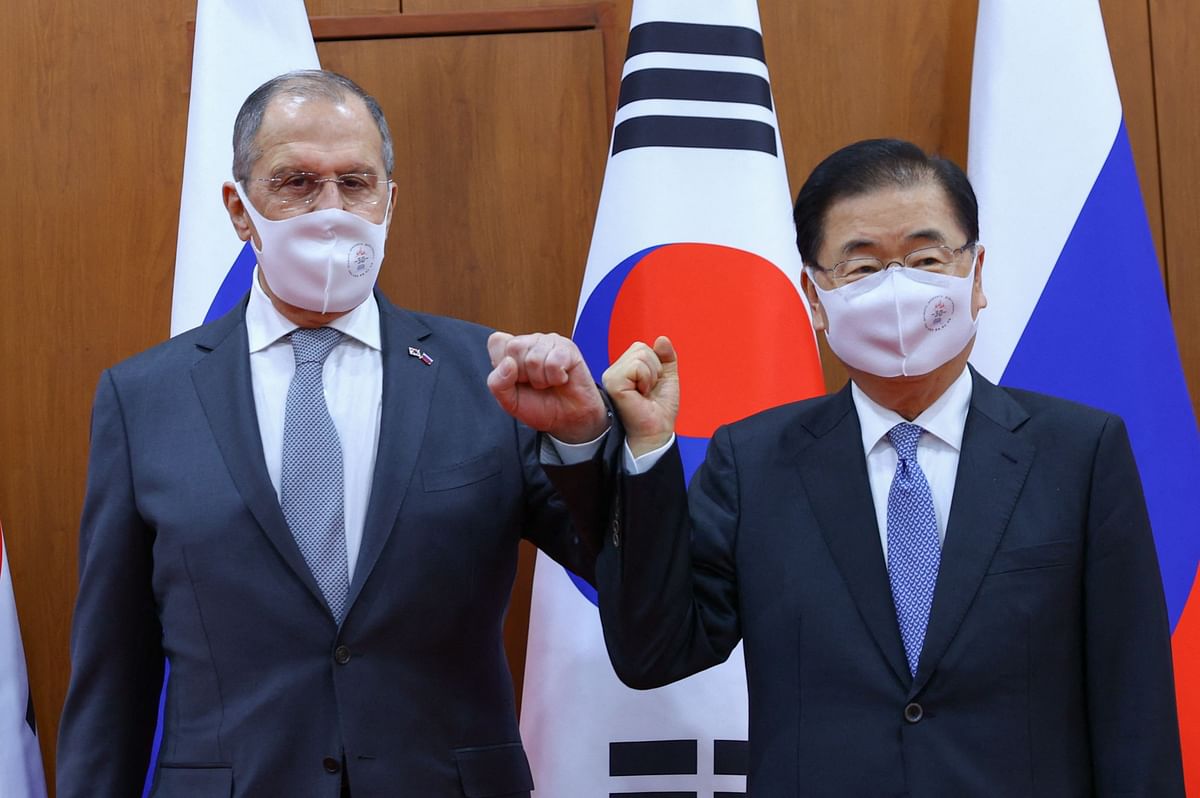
[408,346,434,366]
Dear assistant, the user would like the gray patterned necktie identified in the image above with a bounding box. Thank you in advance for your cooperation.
[281,327,349,623]
[886,422,941,677]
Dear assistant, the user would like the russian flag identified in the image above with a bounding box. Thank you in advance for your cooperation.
[172,0,319,336]
[0,525,47,798]
[520,1,823,793]
[967,0,1200,789]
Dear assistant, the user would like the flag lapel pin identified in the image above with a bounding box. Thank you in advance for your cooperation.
[408,346,434,366]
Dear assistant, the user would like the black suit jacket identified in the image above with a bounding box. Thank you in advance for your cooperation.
[57,293,598,798]
[564,371,1183,797]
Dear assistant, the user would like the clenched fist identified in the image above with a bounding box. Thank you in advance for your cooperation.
[486,331,610,443]
[603,336,680,457]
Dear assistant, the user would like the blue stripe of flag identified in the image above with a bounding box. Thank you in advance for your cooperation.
[999,121,1200,627]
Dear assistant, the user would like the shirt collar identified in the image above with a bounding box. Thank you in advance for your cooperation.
[851,365,974,456]
[245,267,382,353]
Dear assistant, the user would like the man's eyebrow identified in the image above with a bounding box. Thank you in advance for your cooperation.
[839,238,877,255]
[906,228,948,244]
[265,162,381,176]
[837,229,950,256]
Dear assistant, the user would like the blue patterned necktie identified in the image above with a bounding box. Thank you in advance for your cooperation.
[281,327,350,623]
[886,422,941,677]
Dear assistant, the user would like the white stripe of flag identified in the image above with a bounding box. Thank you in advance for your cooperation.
[171,0,319,336]
[0,526,47,798]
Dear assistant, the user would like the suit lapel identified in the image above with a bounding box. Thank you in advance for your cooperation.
[911,370,1034,694]
[796,385,911,687]
[345,294,437,612]
[190,302,328,610]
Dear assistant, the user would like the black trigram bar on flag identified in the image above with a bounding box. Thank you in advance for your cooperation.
[618,69,773,111]
[612,116,776,156]
[609,738,697,798]
[627,21,765,61]
[610,739,697,776]
[613,20,778,157]
[608,739,749,798]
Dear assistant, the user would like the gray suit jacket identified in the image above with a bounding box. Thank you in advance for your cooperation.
[57,293,597,797]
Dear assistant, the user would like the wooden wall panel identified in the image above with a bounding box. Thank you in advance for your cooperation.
[309,0,401,13]
[318,30,609,334]
[0,0,195,788]
[1150,0,1200,423]
[407,0,617,12]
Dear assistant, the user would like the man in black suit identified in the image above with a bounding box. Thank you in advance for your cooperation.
[57,70,611,797]
[490,139,1185,795]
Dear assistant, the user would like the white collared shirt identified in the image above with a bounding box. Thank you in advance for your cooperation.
[851,366,973,556]
[245,270,383,582]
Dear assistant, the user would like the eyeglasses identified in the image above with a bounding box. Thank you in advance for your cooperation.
[807,242,977,286]
[249,171,391,212]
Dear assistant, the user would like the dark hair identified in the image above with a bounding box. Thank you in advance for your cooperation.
[232,69,394,181]
[792,138,978,264]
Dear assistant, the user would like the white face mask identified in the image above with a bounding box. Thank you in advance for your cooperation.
[811,258,980,378]
[235,182,389,314]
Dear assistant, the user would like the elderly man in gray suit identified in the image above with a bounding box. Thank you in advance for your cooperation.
[57,70,611,798]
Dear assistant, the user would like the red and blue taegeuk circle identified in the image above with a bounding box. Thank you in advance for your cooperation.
[567,242,825,604]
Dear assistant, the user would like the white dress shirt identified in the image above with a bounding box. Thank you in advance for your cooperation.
[553,366,974,565]
[851,366,973,556]
[245,270,383,582]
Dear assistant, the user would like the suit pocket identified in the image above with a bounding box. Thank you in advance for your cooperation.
[455,742,534,797]
[987,539,1078,575]
[422,447,503,492]
[151,764,233,797]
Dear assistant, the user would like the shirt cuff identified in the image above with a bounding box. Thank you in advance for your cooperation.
[542,429,610,465]
[623,435,676,475]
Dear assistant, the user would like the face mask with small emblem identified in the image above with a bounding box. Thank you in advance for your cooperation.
[236,181,389,314]
[811,258,979,378]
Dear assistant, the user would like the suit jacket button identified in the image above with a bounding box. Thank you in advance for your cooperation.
[904,702,924,723]
[334,645,352,665]
[323,757,341,774]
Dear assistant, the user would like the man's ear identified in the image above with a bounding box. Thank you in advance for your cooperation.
[971,245,988,318]
[384,180,398,231]
[223,182,257,246]
[801,270,829,332]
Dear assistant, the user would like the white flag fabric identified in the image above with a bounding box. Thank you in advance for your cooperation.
[171,0,319,336]
[521,2,823,794]
[0,526,47,798]
[968,2,1200,787]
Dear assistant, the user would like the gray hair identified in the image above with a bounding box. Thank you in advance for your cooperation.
[231,69,394,181]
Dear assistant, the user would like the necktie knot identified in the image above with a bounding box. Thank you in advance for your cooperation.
[887,422,924,461]
[290,327,343,366]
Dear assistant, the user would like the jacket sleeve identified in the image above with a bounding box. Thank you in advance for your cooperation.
[591,427,742,690]
[1084,414,1185,795]
[524,393,622,587]
[56,370,164,797]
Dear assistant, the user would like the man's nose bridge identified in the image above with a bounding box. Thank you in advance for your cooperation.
[312,178,345,209]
